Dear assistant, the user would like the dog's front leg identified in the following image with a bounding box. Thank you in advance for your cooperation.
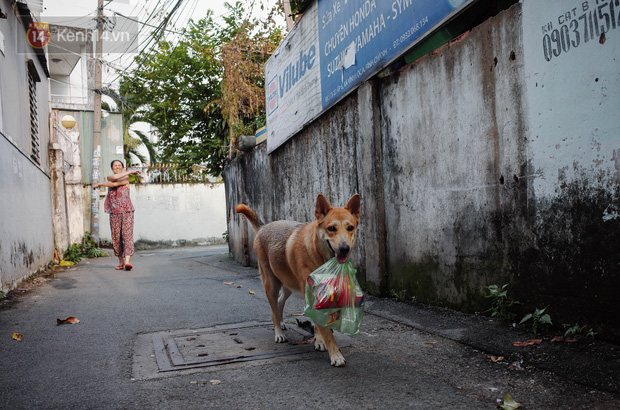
[314,325,346,367]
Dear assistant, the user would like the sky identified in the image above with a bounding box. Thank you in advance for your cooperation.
[41,0,281,29]
[40,0,284,162]
[41,0,284,87]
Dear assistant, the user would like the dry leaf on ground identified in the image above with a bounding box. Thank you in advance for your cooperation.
[223,282,235,285]
[249,290,255,295]
[57,317,80,325]
[12,332,23,341]
[499,392,522,409]
[512,339,542,347]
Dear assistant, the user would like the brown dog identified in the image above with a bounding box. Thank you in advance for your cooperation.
[235,194,361,366]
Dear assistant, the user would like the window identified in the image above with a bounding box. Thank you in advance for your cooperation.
[27,60,40,164]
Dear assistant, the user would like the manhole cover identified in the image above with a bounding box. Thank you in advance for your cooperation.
[152,320,340,372]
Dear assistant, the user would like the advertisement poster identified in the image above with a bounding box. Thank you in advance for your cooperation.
[265,0,475,153]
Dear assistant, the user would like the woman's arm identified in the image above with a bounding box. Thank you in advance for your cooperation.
[107,169,139,181]
[93,179,129,189]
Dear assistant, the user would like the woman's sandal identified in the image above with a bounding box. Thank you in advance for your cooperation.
[115,265,124,270]
[124,264,133,271]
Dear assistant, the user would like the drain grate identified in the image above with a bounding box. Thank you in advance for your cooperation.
[152,321,321,372]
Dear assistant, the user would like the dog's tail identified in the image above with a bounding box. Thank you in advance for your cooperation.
[235,204,264,232]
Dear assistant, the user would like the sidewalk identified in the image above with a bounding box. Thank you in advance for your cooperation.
[1,245,618,409]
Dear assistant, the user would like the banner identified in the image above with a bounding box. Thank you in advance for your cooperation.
[265,0,475,153]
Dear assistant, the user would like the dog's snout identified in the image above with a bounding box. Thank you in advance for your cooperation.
[339,243,350,255]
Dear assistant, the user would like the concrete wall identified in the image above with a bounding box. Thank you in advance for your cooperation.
[0,0,54,292]
[225,1,620,329]
[380,4,528,312]
[97,183,227,248]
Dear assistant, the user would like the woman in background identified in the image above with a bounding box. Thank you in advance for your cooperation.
[93,160,140,271]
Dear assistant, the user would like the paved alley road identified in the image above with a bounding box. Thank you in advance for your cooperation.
[1,245,618,409]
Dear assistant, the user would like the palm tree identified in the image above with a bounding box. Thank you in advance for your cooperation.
[101,88,157,166]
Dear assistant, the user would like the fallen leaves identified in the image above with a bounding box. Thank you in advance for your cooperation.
[498,393,522,409]
[13,315,81,341]
[550,336,578,343]
[248,290,255,295]
[57,316,80,325]
[512,339,542,347]
[486,355,522,371]
[190,379,221,386]
[224,282,243,288]
[513,336,580,347]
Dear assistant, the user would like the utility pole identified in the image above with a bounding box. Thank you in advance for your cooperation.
[90,0,104,243]
[283,0,294,30]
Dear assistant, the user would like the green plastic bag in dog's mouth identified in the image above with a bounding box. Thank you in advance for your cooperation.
[303,258,365,335]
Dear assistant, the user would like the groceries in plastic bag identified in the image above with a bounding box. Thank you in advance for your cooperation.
[304,257,365,335]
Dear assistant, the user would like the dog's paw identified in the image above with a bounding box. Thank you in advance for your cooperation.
[314,340,327,352]
[274,333,288,343]
[330,352,346,367]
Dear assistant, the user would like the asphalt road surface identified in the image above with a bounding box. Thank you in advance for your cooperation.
[1,245,618,409]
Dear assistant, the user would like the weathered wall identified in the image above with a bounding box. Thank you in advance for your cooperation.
[225,1,620,329]
[97,183,227,247]
[0,0,55,292]
[0,138,55,292]
[380,4,529,311]
[515,0,620,325]
[226,96,368,273]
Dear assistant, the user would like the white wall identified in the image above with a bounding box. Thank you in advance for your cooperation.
[0,0,55,292]
[98,183,227,246]
[522,0,620,195]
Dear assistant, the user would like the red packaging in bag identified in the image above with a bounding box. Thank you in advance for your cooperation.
[308,268,364,309]
[304,258,365,335]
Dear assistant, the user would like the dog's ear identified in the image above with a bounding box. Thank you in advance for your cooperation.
[315,194,332,220]
[345,194,361,220]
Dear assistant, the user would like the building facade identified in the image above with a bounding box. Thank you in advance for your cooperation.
[0,0,54,291]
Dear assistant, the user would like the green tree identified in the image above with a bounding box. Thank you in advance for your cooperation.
[118,9,230,176]
[118,2,283,176]
[218,11,282,156]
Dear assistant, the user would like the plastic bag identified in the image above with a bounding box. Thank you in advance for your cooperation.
[304,257,365,335]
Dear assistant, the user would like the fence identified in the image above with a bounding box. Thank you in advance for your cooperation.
[132,163,218,184]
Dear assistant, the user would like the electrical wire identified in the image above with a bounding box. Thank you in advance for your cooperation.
[105,0,190,84]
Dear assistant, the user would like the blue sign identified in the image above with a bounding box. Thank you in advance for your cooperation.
[318,0,473,109]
